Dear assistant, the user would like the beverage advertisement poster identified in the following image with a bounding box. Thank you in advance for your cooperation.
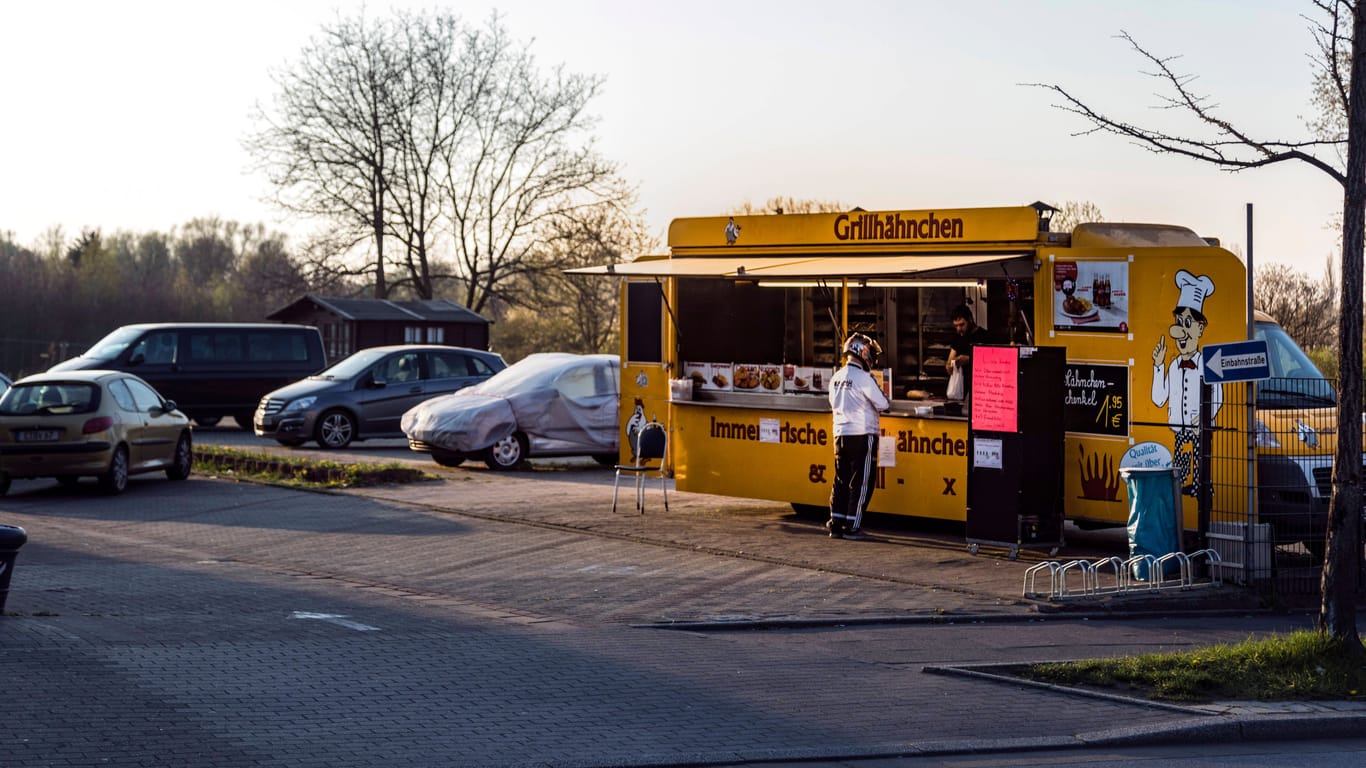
[1052,261,1130,333]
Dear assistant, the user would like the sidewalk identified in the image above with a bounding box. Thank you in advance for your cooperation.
[352,465,1269,620]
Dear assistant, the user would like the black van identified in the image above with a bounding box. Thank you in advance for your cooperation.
[49,323,326,428]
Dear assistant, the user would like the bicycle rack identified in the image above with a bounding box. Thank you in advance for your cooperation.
[1056,559,1096,597]
[1023,550,1223,601]
[1090,556,1127,595]
[1154,552,1191,590]
[1124,554,1158,590]
[1186,548,1223,586]
[1022,561,1062,598]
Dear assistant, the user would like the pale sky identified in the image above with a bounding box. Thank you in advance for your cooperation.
[0,0,1346,278]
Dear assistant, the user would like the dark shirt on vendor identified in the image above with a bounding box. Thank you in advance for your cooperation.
[949,327,991,393]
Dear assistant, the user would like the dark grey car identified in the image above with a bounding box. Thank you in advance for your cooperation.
[253,344,506,448]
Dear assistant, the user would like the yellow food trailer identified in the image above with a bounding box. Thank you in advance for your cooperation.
[574,204,1251,533]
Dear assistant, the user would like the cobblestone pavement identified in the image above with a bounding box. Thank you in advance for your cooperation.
[1,460,1361,767]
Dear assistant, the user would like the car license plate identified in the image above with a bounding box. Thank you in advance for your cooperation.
[16,429,60,442]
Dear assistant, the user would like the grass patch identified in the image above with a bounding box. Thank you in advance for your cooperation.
[194,445,437,489]
[1013,630,1366,702]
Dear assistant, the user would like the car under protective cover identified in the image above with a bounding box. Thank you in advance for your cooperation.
[402,353,620,470]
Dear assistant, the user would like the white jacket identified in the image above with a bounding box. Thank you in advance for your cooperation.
[1151,352,1222,430]
[828,362,889,437]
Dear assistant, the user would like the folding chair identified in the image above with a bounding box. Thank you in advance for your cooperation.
[612,421,668,513]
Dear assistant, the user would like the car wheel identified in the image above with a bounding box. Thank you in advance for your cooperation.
[431,450,466,468]
[0,472,11,497]
[592,453,618,467]
[166,432,193,481]
[232,411,255,431]
[315,409,356,449]
[275,438,306,448]
[99,446,130,495]
[483,432,528,471]
[194,415,222,428]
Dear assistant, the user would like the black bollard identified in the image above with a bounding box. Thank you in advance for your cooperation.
[0,524,28,614]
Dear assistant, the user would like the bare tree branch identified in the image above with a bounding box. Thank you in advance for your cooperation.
[246,11,403,297]
[438,14,625,313]
[1025,30,1347,183]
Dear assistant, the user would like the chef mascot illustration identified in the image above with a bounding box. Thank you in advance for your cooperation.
[1150,269,1223,496]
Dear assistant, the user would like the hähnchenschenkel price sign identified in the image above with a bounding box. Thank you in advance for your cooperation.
[1201,339,1270,383]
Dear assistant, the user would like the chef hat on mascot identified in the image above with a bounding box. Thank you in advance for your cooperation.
[1174,269,1215,318]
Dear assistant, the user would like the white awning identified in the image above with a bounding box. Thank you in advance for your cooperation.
[566,252,1030,280]
[728,253,1030,279]
[565,256,823,277]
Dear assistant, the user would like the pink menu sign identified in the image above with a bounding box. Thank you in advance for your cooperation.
[970,346,1018,432]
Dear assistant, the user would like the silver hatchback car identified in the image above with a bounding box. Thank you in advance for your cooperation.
[253,345,506,448]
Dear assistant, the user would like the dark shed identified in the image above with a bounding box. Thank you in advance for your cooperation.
[267,295,492,360]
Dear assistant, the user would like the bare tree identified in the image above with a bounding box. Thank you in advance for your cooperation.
[383,10,469,300]
[236,235,310,318]
[65,229,101,268]
[247,11,403,298]
[1255,260,1340,349]
[730,196,850,215]
[248,10,638,313]
[1049,200,1105,233]
[174,217,243,285]
[440,14,624,314]
[526,188,656,354]
[1032,2,1364,650]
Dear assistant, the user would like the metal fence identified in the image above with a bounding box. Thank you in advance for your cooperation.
[1204,376,1362,595]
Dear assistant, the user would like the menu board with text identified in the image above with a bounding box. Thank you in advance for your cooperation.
[1063,363,1129,436]
[970,345,1019,433]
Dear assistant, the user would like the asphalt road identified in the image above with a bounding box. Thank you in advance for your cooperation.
[1,422,1359,767]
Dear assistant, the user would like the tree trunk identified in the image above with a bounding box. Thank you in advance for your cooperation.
[1320,2,1366,649]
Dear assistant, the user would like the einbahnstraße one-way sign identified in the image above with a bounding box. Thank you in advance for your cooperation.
[1202,339,1270,383]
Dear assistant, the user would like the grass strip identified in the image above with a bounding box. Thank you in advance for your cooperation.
[194,445,436,489]
[1012,630,1366,702]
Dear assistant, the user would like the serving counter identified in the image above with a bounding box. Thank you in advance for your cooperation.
[667,392,972,521]
[680,390,968,420]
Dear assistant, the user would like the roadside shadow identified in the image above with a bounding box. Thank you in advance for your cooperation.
[0,477,473,536]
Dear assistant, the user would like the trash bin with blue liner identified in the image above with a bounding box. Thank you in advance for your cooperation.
[1119,467,1181,581]
[0,524,28,613]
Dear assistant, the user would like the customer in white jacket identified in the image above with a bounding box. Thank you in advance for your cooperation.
[827,333,889,540]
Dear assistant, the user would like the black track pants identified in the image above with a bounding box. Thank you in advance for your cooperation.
[829,434,877,532]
